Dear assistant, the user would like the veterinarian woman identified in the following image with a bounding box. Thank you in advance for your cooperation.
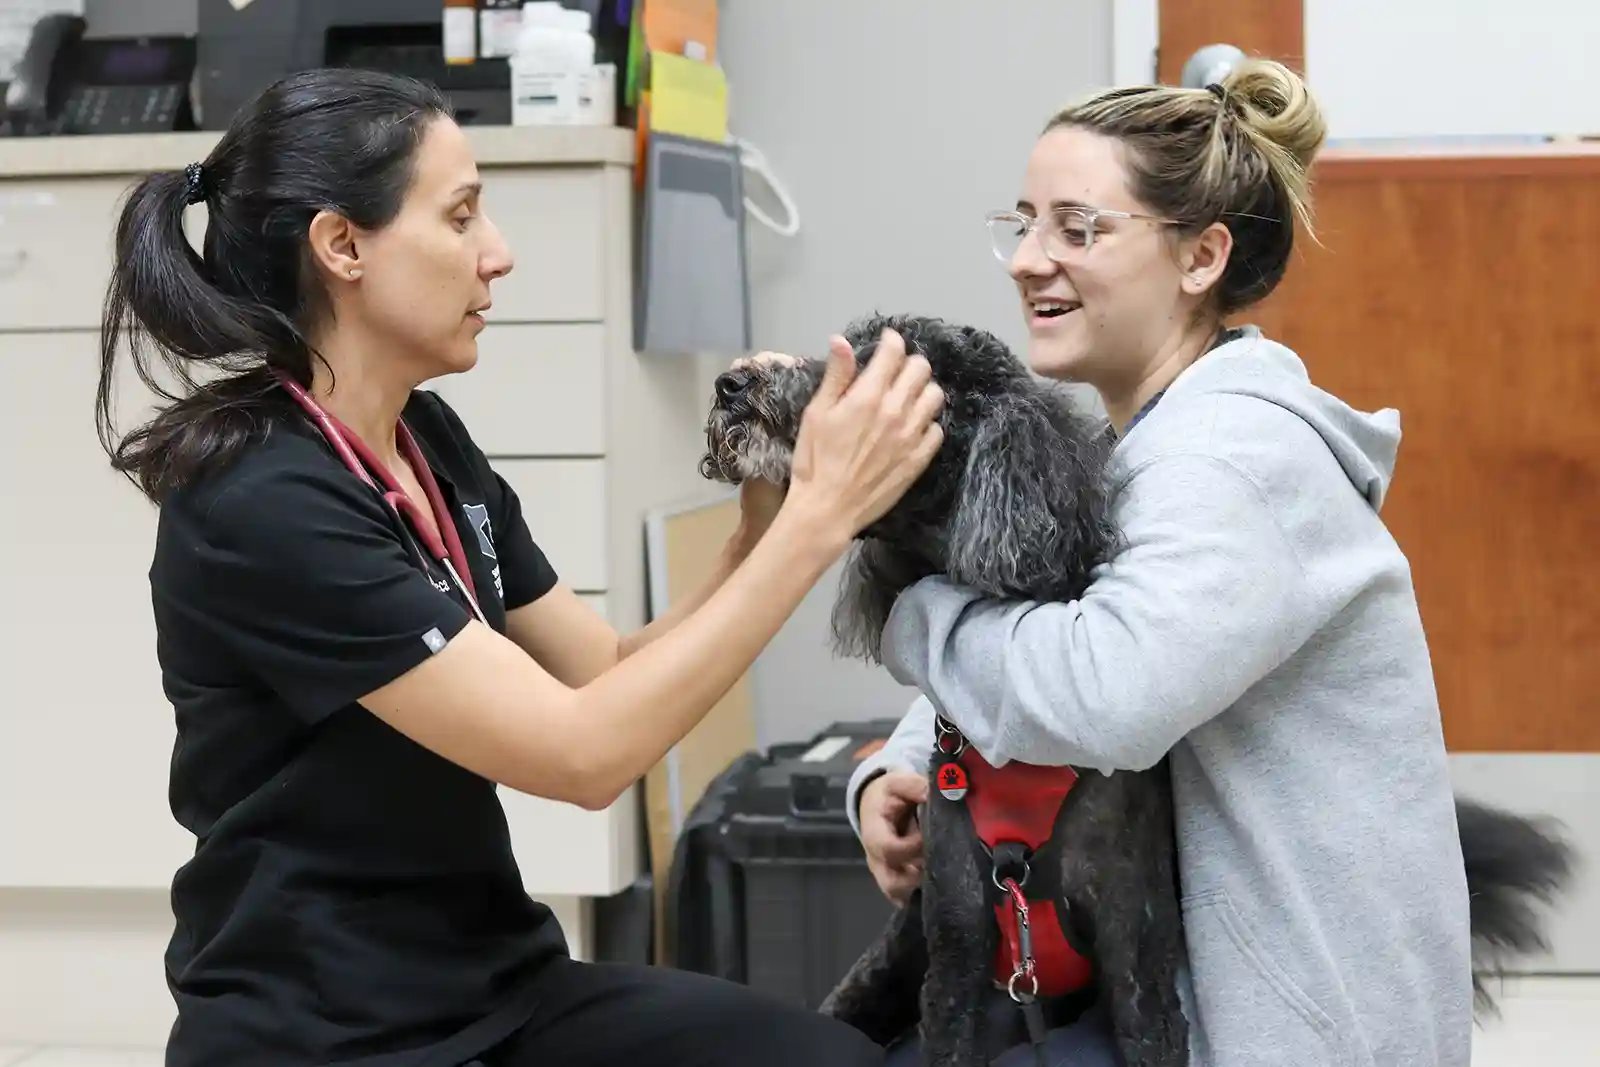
[94,69,942,1067]
[847,59,1473,1066]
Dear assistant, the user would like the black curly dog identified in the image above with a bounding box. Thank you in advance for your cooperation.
[699,313,1576,1067]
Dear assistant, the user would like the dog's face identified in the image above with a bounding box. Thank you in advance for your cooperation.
[701,314,1035,547]
[700,354,827,490]
[701,313,1114,661]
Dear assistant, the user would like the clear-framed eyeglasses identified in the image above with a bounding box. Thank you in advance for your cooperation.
[985,206,1184,266]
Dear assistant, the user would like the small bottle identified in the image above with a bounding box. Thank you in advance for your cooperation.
[443,0,478,66]
[510,2,596,126]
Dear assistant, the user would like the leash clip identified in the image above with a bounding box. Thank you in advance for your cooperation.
[1001,875,1039,1003]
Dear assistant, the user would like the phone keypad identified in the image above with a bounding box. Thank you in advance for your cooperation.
[62,85,183,134]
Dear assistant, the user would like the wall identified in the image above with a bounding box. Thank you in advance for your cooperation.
[716,0,1116,747]
[1306,0,1598,142]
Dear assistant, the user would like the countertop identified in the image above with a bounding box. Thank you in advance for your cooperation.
[1316,137,1600,179]
[0,124,635,179]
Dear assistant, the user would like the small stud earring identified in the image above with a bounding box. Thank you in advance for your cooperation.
[349,268,362,280]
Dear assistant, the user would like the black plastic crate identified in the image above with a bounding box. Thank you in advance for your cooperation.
[667,720,901,1008]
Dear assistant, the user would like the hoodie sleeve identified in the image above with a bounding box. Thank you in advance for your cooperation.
[880,452,1330,772]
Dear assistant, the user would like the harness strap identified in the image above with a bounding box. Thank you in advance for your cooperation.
[933,716,1097,1008]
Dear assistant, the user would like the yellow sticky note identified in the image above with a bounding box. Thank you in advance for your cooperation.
[647,51,728,143]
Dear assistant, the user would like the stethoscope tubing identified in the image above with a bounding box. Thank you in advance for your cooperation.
[275,372,489,626]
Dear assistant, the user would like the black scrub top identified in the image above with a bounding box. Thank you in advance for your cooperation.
[149,388,566,1067]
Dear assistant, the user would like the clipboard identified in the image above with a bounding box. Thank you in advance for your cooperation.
[641,491,757,964]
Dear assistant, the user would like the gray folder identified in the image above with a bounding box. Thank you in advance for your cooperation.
[635,132,752,357]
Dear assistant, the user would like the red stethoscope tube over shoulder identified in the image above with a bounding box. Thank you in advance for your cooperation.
[275,371,487,624]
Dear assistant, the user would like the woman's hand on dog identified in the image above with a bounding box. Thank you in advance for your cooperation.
[782,329,945,550]
[861,769,929,906]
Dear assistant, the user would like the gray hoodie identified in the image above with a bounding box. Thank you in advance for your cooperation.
[847,326,1473,1067]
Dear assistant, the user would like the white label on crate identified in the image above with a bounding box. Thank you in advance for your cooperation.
[798,736,852,763]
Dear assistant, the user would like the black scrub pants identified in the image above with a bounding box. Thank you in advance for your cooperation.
[469,956,883,1066]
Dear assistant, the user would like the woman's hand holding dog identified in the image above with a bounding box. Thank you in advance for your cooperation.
[861,769,929,906]
[779,328,945,551]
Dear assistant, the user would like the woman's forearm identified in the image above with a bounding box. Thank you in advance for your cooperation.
[562,501,845,806]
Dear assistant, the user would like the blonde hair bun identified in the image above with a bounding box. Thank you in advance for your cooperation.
[1222,58,1327,172]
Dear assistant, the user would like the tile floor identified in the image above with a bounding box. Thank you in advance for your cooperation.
[2,977,1595,1065]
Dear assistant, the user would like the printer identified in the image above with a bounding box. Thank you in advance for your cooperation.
[196,0,516,130]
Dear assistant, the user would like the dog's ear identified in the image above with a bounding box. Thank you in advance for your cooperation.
[831,539,937,664]
[946,393,1114,601]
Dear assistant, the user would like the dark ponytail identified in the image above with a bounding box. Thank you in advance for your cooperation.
[96,68,451,503]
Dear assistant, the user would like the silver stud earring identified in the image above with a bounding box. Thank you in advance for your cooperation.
[348,268,362,280]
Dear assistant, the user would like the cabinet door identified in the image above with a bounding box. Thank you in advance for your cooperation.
[494,458,609,592]
[479,167,608,323]
[0,179,126,331]
[428,323,607,457]
[0,331,192,887]
[1253,162,1600,753]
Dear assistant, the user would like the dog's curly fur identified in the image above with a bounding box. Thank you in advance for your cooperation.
[700,313,1576,1066]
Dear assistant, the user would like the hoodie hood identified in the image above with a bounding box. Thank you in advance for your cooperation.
[1162,325,1401,510]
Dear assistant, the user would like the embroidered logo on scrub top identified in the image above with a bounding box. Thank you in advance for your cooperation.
[461,502,504,601]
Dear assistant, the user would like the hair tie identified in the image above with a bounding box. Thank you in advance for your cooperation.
[1206,82,1229,104]
[183,162,208,206]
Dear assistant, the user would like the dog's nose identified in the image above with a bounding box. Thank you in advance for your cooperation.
[714,370,752,404]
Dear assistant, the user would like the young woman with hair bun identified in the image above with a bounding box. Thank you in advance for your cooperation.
[853,59,1473,1067]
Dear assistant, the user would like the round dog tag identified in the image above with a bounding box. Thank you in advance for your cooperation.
[936,761,970,801]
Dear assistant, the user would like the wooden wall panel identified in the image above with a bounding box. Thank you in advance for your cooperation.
[1157,0,1304,83]
[1250,147,1600,752]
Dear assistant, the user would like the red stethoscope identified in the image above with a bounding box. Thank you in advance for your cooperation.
[276,371,488,625]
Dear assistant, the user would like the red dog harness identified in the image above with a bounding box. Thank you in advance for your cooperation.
[933,716,1095,1011]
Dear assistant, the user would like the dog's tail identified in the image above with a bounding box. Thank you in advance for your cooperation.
[1458,796,1577,1014]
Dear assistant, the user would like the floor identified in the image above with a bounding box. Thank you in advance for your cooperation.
[1,977,1595,1066]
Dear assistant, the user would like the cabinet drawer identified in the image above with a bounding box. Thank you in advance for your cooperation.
[495,458,607,591]
[0,178,131,332]
[430,323,606,456]
[0,331,191,887]
[480,167,607,322]
[501,786,640,898]
[0,165,609,333]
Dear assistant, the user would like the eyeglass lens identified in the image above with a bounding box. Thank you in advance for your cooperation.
[988,209,1097,264]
